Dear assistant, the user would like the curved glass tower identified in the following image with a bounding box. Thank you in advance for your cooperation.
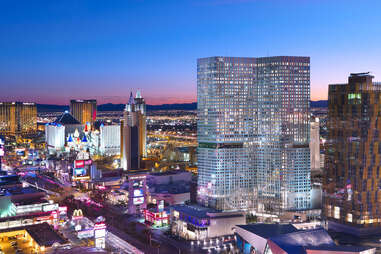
[197,56,311,212]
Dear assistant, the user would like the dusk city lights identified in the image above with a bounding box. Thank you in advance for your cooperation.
[0,0,381,253]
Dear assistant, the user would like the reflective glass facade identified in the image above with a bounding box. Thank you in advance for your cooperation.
[197,56,311,212]
[324,73,381,235]
[0,102,37,135]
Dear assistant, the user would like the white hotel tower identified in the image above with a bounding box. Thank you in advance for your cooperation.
[197,56,311,213]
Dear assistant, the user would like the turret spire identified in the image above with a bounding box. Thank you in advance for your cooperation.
[128,92,135,105]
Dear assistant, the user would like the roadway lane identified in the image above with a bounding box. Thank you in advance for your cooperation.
[107,231,144,254]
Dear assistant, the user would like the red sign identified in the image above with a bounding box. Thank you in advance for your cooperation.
[75,160,84,168]
[94,223,106,230]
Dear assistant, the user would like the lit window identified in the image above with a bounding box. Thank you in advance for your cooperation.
[347,213,352,222]
[334,206,340,219]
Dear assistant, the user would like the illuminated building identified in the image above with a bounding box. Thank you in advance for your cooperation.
[324,73,381,236]
[0,136,4,170]
[235,224,375,254]
[147,171,192,205]
[70,99,97,125]
[170,204,245,240]
[127,172,147,214]
[0,223,69,253]
[121,91,146,170]
[72,151,92,182]
[310,118,320,170]
[144,201,169,228]
[99,124,120,156]
[45,123,65,151]
[0,102,37,135]
[197,56,311,212]
[46,111,120,155]
[134,90,147,158]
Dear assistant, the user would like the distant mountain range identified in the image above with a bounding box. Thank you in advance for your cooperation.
[37,100,327,113]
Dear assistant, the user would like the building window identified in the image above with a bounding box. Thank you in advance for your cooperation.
[347,213,353,222]
[334,206,340,219]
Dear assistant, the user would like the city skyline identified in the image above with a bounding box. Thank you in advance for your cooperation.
[1,0,381,104]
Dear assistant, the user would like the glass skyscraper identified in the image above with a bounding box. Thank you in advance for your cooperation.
[324,73,381,235]
[197,56,311,213]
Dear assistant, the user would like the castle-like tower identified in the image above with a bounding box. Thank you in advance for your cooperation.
[121,91,146,170]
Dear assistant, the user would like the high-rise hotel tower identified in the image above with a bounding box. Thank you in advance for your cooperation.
[324,73,381,235]
[70,99,97,125]
[197,56,311,212]
[121,91,146,170]
[0,102,37,135]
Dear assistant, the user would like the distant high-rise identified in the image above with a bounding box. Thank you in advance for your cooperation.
[310,118,320,170]
[324,73,381,235]
[0,136,4,170]
[134,90,147,158]
[121,91,146,170]
[0,102,37,135]
[197,56,311,212]
[70,99,97,125]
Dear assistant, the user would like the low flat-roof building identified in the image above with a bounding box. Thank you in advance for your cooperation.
[235,224,376,254]
[0,222,68,253]
[171,204,245,240]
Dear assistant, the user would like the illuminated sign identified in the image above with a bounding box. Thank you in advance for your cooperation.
[37,215,53,221]
[95,238,105,249]
[95,228,106,238]
[94,222,106,238]
[72,209,84,219]
[158,200,164,212]
[74,168,86,176]
[72,176,90,181]
[133,197,144,205]
[133,180,144,188]
[78,229,94,238]
[75,224,82,231]
[42,203,59,212]
[75,160,84,168]
[84,159,92,166]
[59,206,67,215]
[134,189,143,197]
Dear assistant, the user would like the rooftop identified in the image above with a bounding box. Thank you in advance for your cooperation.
[54,112,81,125]
[306,245,375,252]
[152,182,190,194]
[171,204,220,219]
[0,223,67,247]
[26,223,68,247]
[0,175,21,187]
[269,228,335,254]
[149,170,189,177]
[350,72,372,77]
[237,223,299,239]
[0,186,44,197]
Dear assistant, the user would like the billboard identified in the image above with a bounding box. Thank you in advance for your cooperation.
[0,136,4,157]
[74,168,86,177]
[133,180,144,188]
[133,197,144,205]
[134,189,143,197]
[42,203,59,212]
[158,200,164,212]
[94,228,106,238]
[78,229,94,238]
[74,160,84,168]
